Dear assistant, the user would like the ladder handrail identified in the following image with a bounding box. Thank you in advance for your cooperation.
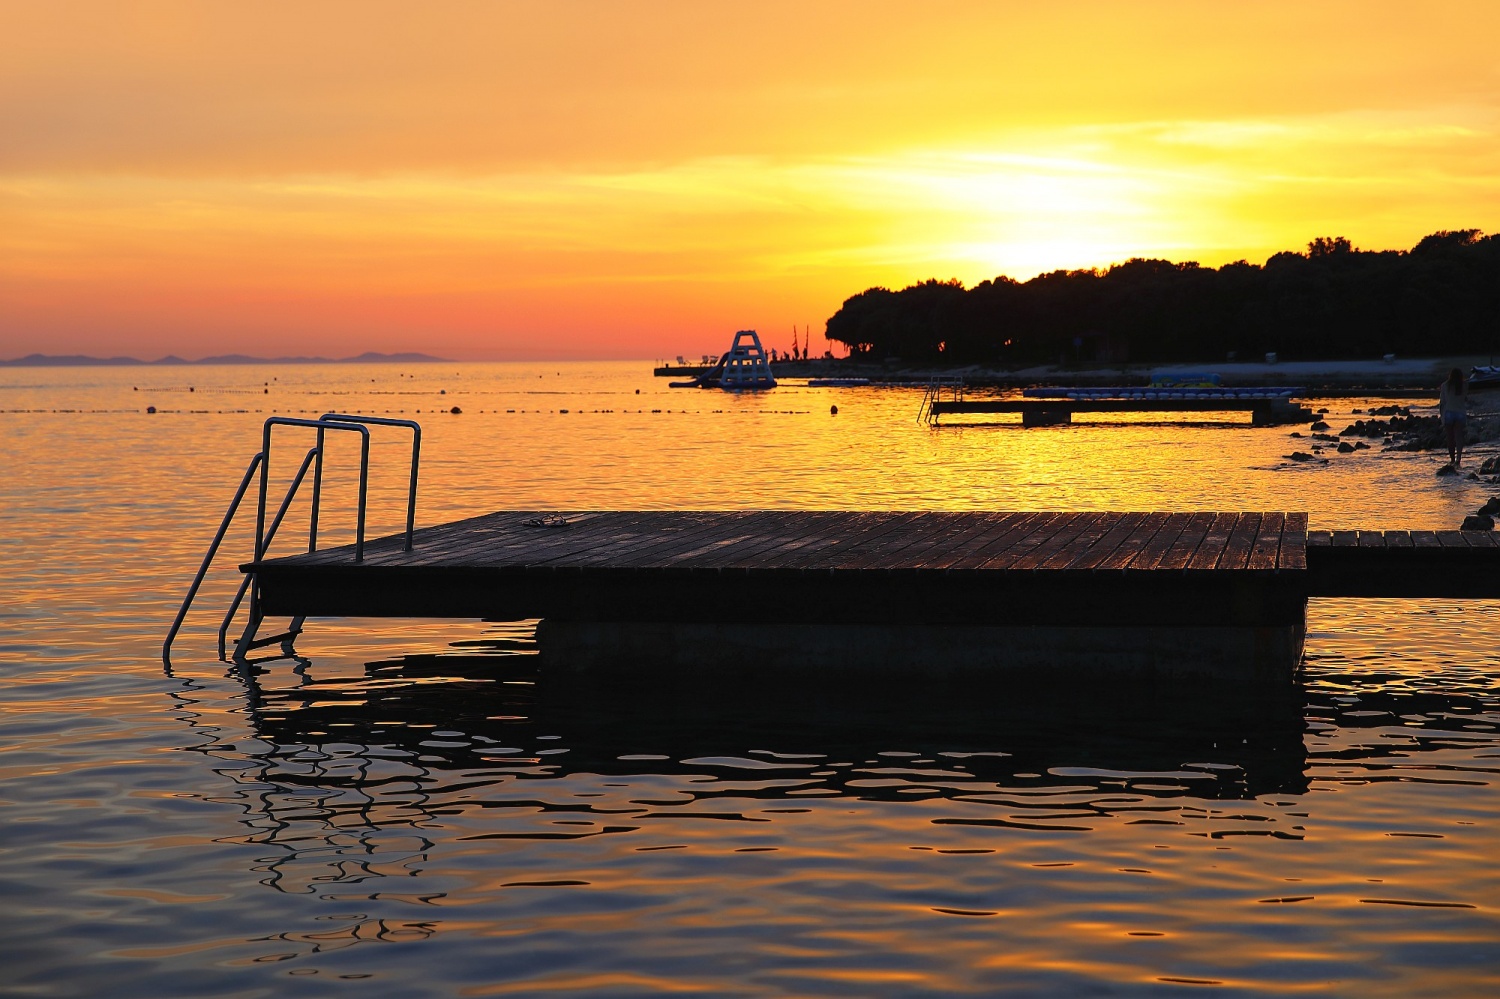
[162,452,264,661]
[258,417,371,564]
[318,413,421,552]
[218,446,319,660]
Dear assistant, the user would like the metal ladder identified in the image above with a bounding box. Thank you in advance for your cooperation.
[163,414,422,666]
[917,377,965,425]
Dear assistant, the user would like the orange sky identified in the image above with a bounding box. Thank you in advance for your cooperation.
[3,1,1499,360]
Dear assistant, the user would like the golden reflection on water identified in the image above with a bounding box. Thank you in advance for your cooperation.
[1,362,1498,994]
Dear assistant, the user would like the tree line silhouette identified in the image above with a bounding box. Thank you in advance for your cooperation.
[824,231,1500,365]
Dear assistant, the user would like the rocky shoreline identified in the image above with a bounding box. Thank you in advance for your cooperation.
[1300,405,1500,457]
[1281,403,1500,530]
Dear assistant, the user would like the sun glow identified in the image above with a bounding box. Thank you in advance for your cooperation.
[771,149,1232,280]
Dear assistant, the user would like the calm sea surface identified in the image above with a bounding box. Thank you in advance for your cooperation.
[2,361,1498,996]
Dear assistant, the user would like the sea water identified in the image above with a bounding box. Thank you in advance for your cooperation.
[1,361,1497,995]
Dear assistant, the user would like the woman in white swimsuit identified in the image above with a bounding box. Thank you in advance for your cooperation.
[1439,367,1468,468]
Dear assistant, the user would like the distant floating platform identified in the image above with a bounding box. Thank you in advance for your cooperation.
[931,388,1314,426]
[1022,386,1306,400]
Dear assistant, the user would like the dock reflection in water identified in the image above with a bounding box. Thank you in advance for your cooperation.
[149,598,1500,995]
[241,638,1312,814]
[161,628,1352,983]
[128,625,1500,990]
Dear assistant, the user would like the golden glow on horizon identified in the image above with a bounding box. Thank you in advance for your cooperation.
[2,1,1499,359]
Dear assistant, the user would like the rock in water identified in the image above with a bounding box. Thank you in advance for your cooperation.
[1310,421,1330,431]
[1461,514,1495,531]
[1481,456,1500,475]
[1337,441,1355,453]
[1436,464,1458,476]
[1286,451,1315,462]
[1477,497,1500,516]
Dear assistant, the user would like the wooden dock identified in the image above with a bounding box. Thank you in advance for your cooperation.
[245,510,1500,681]
[247,510,1318,682]
[1307,528,1500,597]
[251,510,1306,621]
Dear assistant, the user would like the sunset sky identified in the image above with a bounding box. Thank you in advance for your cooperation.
[3,1,1498,360]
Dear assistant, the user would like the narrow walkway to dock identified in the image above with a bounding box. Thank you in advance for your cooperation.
[1308,528,1500,597]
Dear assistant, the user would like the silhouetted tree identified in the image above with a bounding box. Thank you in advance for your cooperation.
[822,231,1500,364]
[1308,236,1352,257]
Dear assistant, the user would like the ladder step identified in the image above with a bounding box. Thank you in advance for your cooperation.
[243,629,301,650]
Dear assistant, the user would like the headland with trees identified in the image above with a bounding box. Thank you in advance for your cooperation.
[822,230,1500,369]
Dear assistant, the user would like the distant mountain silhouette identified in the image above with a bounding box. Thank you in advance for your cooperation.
[1,351,451,367]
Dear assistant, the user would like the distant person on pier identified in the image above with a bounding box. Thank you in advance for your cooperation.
[1439,367,1468,468]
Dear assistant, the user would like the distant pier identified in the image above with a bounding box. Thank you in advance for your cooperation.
[926,386,1315,426]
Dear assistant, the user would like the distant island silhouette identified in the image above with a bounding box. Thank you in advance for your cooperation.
[825,229,1500,366]
[1,350,451,367]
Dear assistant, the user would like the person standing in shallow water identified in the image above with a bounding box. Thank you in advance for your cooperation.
[1439,367,1469,468]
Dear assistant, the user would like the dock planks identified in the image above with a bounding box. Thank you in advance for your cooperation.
[250,510,1314,628]
[1305,526,1500,597]
[263,509,1305,574]
[255,514,1500,615]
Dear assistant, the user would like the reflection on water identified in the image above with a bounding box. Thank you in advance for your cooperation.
[119,616,1496,994]
[241,634,1312,814]
[3,364,1500,994]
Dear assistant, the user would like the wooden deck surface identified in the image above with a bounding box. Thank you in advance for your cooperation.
[248,511,1500,629]
[268,509,1309,573]
[250,510,1312,627]
[1308,529,1500,549]
[1306,527,1500,597]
